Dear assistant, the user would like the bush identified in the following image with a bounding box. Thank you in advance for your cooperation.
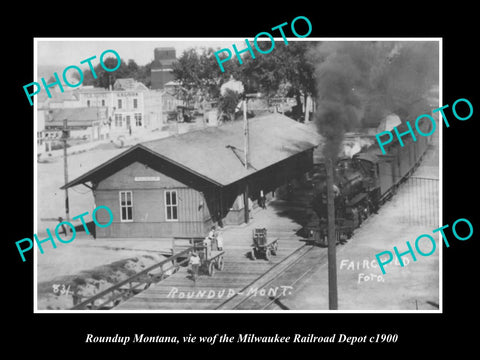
[218,89,242,121]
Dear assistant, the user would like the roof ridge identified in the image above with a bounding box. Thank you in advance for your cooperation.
[139,115,281,146]
[62,113,321,189]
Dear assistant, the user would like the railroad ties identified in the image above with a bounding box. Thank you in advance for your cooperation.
[115,204,309,311]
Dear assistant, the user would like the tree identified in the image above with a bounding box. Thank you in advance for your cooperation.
[172,47,231,100]
[217,78,244,122]
[171,43,318,120]
[47,75,57,84]
[134,60,153,87]
[217,89,242,122]
[211,42,317,120]
[236,41,317,119]
[73,58,148,89]
[127,59,139,73]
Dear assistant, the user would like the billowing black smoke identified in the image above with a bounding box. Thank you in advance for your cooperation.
[308,41,439,160]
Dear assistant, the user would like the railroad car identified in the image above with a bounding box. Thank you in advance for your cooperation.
[307,119,432,245]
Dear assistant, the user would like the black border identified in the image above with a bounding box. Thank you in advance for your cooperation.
[6,6,478,354]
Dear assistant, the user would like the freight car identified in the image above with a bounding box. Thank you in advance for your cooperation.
[306,119,432,246]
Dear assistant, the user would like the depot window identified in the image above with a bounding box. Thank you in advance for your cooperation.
[119,191,133,222]
[165,190,178,221]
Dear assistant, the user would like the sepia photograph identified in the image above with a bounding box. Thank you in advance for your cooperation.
[33,38,441,312]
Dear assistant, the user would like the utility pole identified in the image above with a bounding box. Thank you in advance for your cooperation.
[243,98,249,169]
[305,95,310,122]
[62,119,70,222]
[243,98,250,223]
[326,157,338,310]
[242,92,261,224]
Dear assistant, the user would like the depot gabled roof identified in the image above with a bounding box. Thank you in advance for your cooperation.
[62,114,322,189]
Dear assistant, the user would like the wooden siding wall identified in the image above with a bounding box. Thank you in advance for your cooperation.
[95,161,210,238]
[93,149,315,235]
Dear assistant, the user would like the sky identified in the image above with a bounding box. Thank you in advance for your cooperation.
[36,38,244,68]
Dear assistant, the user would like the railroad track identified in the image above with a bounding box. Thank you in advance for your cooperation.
[71,209,345,311]
[71,219,356,310]
[216,244,327,310]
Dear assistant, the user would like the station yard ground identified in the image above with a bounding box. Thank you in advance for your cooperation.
[36,201,307,309]
[280,208,440,310]
[35,115,440,311]
[36,138,439,311]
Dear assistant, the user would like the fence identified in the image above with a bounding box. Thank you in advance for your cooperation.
[70,247,192,310]
[396,176,439,227]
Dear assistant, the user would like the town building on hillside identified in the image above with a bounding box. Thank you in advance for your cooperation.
[40,90,81,109]
[44,107,109,142]
[151,47,176,90]
[76,81,147,133]
[113,78,149,92]
[77,86,110,109]
[76,79,183,133]
[143,89,182,129]
[110,89,145,132]
[61,114,321,238]
[37,109,48,154]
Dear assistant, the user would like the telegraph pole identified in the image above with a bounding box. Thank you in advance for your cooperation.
[243,98,250,223]
[243,98,249,169]
[242,92,262,224]
[326,157,338,310]
[62,119,70,222]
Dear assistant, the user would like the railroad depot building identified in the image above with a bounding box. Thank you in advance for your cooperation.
[62,114,321,238]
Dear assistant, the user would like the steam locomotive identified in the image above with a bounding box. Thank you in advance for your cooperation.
[306,121,431,245]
